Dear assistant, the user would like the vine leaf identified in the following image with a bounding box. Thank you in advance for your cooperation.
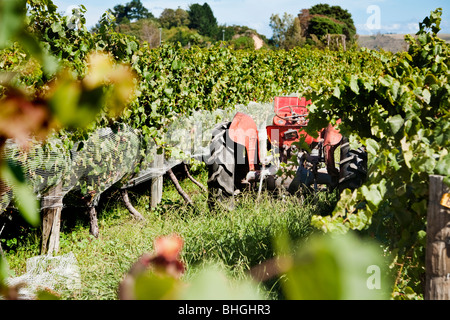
[349,75,359,94]
[365,138,379,156]
[400,137,413,168]
[387,115,404,135]
[361,184,383,208]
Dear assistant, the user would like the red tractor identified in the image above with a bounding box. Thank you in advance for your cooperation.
[206,96,367,208]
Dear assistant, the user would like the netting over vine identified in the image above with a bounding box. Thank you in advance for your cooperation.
[0,100,278,213]
[0,137,71,213]
[61,124,142,207]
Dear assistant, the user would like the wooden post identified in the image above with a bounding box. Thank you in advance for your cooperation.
[151,152,163,208]
[425,175,450,300]
[41,182,63,255]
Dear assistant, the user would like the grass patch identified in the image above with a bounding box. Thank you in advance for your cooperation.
[1,166,337,300]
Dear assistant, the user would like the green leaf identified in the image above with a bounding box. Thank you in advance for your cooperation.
[444,176,450,187]
[389,80,400,101]
[283,233,391,300]
[1,161,40,227]
[387,115,404,135]
[400,137,413,168]
[361,184,383,207]
[164,87,174,97]
[363,79,374,91]
[332,86,341,98]
[0,0,26,48]
[349,75,359,94]
[365,138,379,156]
[0,255,9,285]
[422,88,431,104]
[179,264,263,300]
[51,21,62,33]
[385,152,400,172]
[134,272,180,300]
[36,290,60,300]
[435,153,450,176]
[171,59,184,71]
[424,73,438,85]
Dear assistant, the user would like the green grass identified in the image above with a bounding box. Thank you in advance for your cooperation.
[2,166,337,300]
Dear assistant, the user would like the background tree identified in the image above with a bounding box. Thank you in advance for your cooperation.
[230,36,255,50]
[309,3,355,29]
[187,3,219,38]
[159,7,190,29]
[283,17,305,49]
[111,0,153,24]
[269,13,304,49]
[300,3,356,42]
[116,18,161,47]
[164,26,208,47]
[95,0,159,47]
[308,16,344,36]
[269,13,294,47]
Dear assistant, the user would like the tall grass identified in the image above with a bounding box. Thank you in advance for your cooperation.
[2,166,337,300]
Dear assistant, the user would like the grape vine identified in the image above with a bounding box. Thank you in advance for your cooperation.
[305,8,449,298]
[3,0,446,299]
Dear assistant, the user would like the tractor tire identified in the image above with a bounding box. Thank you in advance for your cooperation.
[206,122,237,210]
[338,137,368,193]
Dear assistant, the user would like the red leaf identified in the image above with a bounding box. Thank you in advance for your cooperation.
[154,233,184,262]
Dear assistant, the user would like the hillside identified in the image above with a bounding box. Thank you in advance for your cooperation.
[358,33,450,53]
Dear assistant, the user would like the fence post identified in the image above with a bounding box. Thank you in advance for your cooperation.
[425,175,450,300]
[41,182,63,255]
[151,152,163,208]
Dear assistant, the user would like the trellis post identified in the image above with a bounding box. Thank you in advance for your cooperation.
[151,153,163,208]
[41,182,63,255]
[425,175,450,299]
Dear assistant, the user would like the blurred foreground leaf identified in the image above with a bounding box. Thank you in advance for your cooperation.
[48,53,136,129]
[133,272,181,300]
[0,160,39,227]
[281,233,392,300]
[180,264,263,300]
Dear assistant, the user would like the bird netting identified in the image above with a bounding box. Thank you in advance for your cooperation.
[61,123,142,207]
[121,101,275,188]
[4,252,81,300]
[0,137,71,213]
[0,100,278,214]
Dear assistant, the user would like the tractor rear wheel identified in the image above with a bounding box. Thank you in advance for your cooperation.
[206,122,236,210]
[338,138,368,193]
[206,121,250,210]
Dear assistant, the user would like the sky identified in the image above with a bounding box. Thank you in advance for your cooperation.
[52,0,450,38]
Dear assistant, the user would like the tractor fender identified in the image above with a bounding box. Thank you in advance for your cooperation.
[321,120,342,147]
[228,112,259,171]
[321,120,343,178]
